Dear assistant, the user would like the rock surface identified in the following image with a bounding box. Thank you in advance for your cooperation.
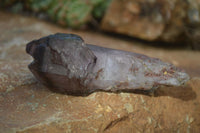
[101,0,200,49]
[0,12,200,132]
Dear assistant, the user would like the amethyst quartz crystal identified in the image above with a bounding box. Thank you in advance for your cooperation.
[26,33,190,95]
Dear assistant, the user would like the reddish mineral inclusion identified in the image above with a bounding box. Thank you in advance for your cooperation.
[26,33,190,96]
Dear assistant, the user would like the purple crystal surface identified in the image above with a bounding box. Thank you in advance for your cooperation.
[26,33,190,95]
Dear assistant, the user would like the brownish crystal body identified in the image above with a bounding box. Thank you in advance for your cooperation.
[26,33,190,95]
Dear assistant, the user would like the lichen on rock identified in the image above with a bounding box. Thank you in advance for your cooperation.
[0,0,111,28]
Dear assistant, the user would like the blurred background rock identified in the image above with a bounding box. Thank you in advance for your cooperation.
[1,0,200,49]
[0,0,111,28]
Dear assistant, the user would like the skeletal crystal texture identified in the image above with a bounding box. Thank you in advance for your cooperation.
[26,33,190,95]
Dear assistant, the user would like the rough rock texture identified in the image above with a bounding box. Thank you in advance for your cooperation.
[0,12,200,133]
[101,0,200,49]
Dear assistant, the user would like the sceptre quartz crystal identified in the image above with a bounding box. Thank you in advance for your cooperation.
[26,33,190,95]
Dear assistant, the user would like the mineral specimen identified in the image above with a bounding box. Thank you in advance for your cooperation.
[26,33,190,95]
